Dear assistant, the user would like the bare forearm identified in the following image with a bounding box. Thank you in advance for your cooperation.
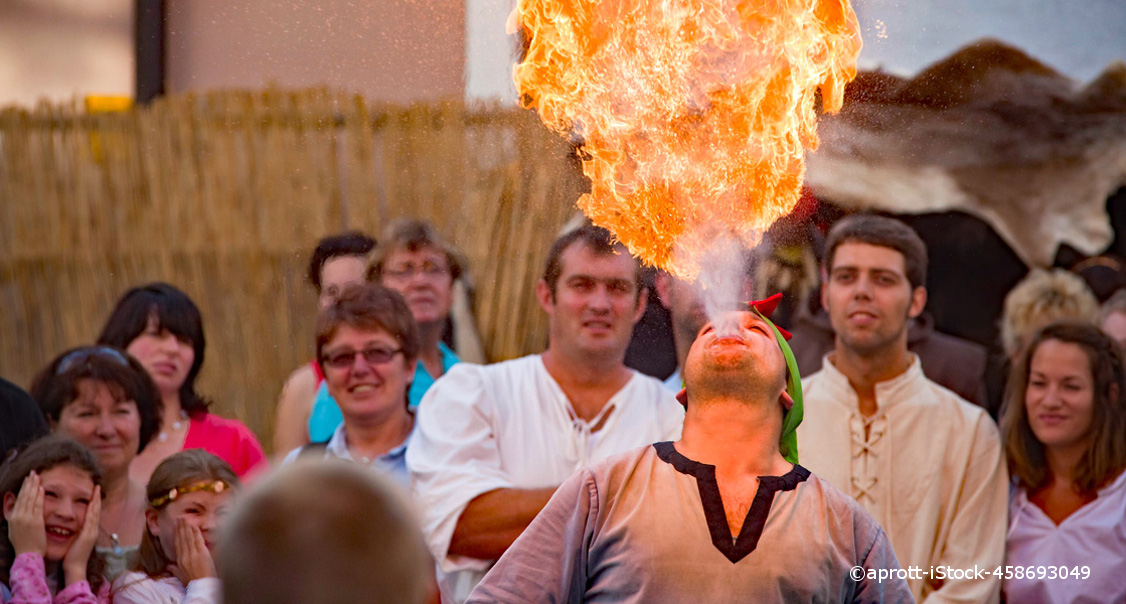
[449,487,556,560]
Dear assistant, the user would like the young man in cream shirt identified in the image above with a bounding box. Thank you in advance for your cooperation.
[798,214,1007,603]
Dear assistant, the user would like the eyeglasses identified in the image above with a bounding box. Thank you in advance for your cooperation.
[321,346,404,369]
[56,346,130,375]
[382,262,450,281]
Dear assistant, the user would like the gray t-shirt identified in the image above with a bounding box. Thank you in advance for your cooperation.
[468,442,912,603]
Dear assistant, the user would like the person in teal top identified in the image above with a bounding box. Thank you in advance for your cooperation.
[307,218,468,443]
[307,341,458,442]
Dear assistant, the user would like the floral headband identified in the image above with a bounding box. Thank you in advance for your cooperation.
[150,479,230,509]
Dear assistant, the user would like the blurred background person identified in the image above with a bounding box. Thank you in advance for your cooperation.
[1000,322,1126,603]
[1098,288,1126,350]
[367,219,468,405]
[219,459,433,604]
[283,284,418,488]
[96,283,266,484]
[0,437,108,602]
[29,347,161,579]
[653,272,711,392]
[0,378,47,460]
[112,450,239,604]
[1000,268,1100,363]
[652,252,754,392]
[273,231,377,456]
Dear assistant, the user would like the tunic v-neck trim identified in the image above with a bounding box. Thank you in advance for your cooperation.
[653,441,810,563]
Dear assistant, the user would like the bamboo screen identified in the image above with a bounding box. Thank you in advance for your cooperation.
[0,89,587,451]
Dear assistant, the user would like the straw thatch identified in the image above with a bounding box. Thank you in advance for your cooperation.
[0,89,586,451]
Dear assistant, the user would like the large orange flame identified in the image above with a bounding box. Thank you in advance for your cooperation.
[514,0,861,277]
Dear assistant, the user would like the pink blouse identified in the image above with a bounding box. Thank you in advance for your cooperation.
[3,553,109,604]
[183,413,266,478]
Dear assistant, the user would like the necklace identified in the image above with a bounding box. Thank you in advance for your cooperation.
[158,410,189,443]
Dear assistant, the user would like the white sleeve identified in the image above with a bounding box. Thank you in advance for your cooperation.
[109,573,165,604]
[280,447,301,465]
[407,364,517,573]
[183,578,221,604]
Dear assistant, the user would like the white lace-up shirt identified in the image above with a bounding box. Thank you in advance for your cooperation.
[407,355,684,602]
[798,354,1008,604]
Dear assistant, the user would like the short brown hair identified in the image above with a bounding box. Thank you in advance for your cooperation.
[30,347,162,453]
[307,231,377,293]
[315,284,421,373]
[219,460,432,604]
[823,214,928,289]
[135,450,240,578]
[1000,321,1126,494]
[542,225,643,299]
[366,219,463,282]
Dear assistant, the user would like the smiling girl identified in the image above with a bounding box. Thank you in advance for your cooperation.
[111,450,238,604]
[0,437,108,603]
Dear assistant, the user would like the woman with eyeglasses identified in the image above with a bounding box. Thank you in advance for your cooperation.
[282,283,419,487]
[29,347,161,580]
[96,283,266,486]
[1000,321,1126,602]
[302,220,468,457]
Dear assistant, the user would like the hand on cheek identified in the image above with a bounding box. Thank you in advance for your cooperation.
[5,473,46,557]
[170,517,215,585]
[63,485,100,586]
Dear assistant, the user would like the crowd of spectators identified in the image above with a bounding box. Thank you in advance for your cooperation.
[2,213,1124,603]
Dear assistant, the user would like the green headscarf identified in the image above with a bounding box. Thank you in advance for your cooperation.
[751,307,803,464]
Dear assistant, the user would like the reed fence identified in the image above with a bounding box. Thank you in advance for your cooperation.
[0,89,586,451]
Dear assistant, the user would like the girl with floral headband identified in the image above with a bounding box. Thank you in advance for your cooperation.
[1,437,108,603]
[111,451,238,604]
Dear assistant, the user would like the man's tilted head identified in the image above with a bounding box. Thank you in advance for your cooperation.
[684,309,789,407]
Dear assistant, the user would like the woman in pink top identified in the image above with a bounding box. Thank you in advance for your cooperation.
[96,284,266,484]
[1001,321,1126,603]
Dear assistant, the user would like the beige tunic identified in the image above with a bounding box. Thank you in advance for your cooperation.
[798,355,1008,603]
[468,443,912,603]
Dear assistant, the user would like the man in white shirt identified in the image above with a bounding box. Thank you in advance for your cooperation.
[797,214,1008,603]
[408,225,685,601]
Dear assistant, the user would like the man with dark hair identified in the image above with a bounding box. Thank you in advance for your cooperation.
[275,231,379,455]
[798,214,1007,603]
[308,231,378,306]
[789,214,989,410]
[409,225,683,602]
[468,297,911,603]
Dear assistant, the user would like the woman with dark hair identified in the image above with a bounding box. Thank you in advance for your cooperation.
[273,231,377,456]
[96,283,265,484]
[29,346,162,580]
[1001,321,1126,602]
[1,436,108,603]
[112,450,239,604]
